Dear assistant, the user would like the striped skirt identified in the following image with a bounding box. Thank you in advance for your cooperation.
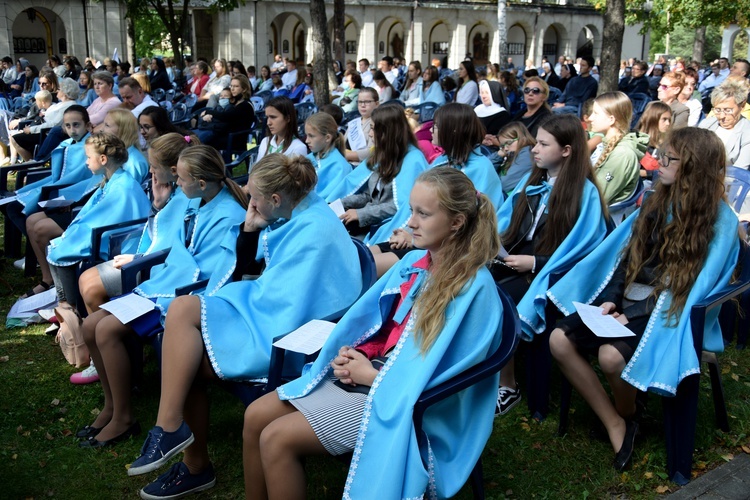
[289,377,368,455]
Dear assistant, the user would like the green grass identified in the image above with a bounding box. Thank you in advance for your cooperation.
[1,235,749,499]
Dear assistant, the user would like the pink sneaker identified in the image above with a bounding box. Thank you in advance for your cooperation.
[70,364,99,385]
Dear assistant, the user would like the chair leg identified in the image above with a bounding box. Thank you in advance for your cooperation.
[24,238,37,277]
[737,290,749,349]
[558,375,572,436]
[525,328,552,420]
[718,301,737,346]
[469,457,485,500]
[662,374,699,485]
[702,352,730,432]
[3,216,22,257]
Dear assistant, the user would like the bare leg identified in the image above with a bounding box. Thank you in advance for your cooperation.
[155,295,204,431]
[181,355,217,475]
[243,392,300,500]
[10,135,32,162]
[81,309,113,429]
[79,266,110,314]
[549,328,626,453]
[499,356,516,389]
[598,344,637,419]
[91,313,138,441]
[27,213,62,286]
[373,252,400,278]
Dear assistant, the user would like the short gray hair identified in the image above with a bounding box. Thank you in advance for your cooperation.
[91,70,114,87]
[58,77,80,100]
[711,78,750,107]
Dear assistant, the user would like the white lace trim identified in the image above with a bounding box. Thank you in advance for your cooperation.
[262,232,270,266]
[621,291,667,391]
[199,295,224,380]
[345,172,370,198]
[186,210,200,253]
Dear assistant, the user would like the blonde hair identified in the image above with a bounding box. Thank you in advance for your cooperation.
[305,112,345,156]
[711,77,750,107]
[132,72,151,93]
[412,167,500,353]
[105,108,140,149]
[592,91,633,171]
[34,90,53,103]
[178,145,248,209]
[86,132,129,167]
[249,153,317,204]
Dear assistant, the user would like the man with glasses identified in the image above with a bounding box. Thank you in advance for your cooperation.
[345,87,379,164]
[552,56,597,115]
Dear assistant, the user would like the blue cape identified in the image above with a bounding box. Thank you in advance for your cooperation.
[497,174,607,339]
[136,189,197,255]
[420,81,446,106]
[199,192,363,381]
[46,168,150,265]
[430,149,505,217]
[134,186,245,318]
[360,146,429,245]
[279,250,503,499]
[16,134,92,216]
[547,203,739,396]
[307,148,352,200]
[57,145,149,203]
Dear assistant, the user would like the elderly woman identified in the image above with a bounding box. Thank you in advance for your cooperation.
[10,78,80,162]
[657,71,689,129]
[87,71,121,129]
[699,77,750,169]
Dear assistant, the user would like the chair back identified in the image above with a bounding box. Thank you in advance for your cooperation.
[169,103,188,123]
[151,88,166,103]
[183,93,197,111]
[342,110,361,125]
[250,96,265,112]
[350,237,377,296]
[294,102,317,123]
[165,89,176,103]
[629,92,652,129]
[609,177,646,226]
[724,166,750,212]
[409,102,439,123]
[547,87,562,105]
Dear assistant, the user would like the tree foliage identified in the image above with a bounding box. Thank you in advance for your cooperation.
[624,0,750,35]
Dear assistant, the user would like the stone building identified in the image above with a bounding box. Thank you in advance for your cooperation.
[0,0,648,71]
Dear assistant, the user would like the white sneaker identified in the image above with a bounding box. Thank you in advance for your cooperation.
[39,309,57,321]
[13,258,25,270]
[70,363,99,385]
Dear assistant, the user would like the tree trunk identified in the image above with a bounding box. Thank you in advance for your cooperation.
[333,0,345,64]
[310,0,334,107]
[497,0,508,69]
[598,0,625,94]
[127,16,137,66]
[692,26,706,63]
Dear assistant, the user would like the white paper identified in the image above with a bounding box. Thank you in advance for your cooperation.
[15,288,58,313]
[497,244,509,259]
[100,293,156,324]
[573,301,636,338]
[347,119,367,151]
[0,195,18,206]
[329,198,345,217]
[38,196,74,209]
[273,319,336,355]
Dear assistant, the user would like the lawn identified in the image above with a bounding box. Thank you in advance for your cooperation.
[0,228,749,499]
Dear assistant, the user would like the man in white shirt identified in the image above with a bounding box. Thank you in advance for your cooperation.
[1,57,17,85]
[271,54,285,72]
[359,58,374,88]
[378,57,397,84]
[699,64,727,93]
[281,60,298,89]
[554,55,565,76]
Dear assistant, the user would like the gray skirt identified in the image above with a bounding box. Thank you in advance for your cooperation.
[95,260,123,298]
[289,377,368,456]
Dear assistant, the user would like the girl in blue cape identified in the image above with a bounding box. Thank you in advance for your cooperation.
[371,102,505,277]
[75,144,247,449]
[548,127,740,472]
[57,109,150,204]
[304,112,351,199]
[336,104,428,239]
[243,167,504,500]
[492,114,608,415]
[128,154,363,498]
[77,132,199,315]
[45,132,150,316]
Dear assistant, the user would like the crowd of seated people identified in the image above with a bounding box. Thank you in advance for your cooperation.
[2,48,749,499]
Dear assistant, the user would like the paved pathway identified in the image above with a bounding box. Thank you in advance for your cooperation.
[666,453,750,499]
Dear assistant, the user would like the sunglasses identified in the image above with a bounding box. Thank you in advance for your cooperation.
[523,87,543,95]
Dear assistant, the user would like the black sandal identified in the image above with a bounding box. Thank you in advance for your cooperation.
[21,280,52,299]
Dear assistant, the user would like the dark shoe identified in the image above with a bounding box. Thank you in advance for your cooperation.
[79,422,141,448]
[139,462,216,499]
[75,424,104,440]
[495,385,522,415]
[128,421,194,476]
[613,420,638,471]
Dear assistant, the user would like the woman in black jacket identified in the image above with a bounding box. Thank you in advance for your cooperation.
[149,57,172,92]
[193,74,255,149]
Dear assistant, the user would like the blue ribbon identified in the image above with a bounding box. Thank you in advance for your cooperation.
[524,180,552,214]
[393,264,430,324]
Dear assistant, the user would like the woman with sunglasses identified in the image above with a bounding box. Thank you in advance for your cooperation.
[510,76,552,138]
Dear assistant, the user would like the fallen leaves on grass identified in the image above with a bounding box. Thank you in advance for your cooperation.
[62,429,72,437]
[722,453,735,462]
[0,355,9,362]
[742,445,750,454]
[50,398,60,406]
[732,374,740,381]
[655,485,670,494]
[45,432,53,441]
[643,471,653,479]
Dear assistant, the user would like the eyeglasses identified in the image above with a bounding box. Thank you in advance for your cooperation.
[500,138,519,148]
[523,87,543,95]
[657,151,680,167]
[714,107,737,116]
[358,100,376,105]
[658,83,676,90]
